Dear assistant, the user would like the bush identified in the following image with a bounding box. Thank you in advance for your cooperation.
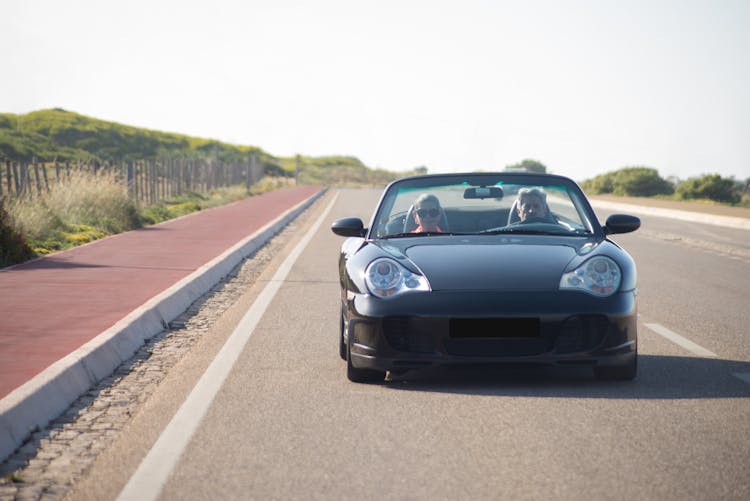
[7,170,141,257]
[676,174,741,204]
[581,167,673,197]
[0,199,34,267]
[42,170,141,233]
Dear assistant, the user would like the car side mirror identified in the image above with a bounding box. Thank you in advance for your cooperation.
[331,217,367,237]
[603,214,641,235]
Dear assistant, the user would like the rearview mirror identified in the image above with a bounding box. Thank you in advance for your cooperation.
[331,217,367,237]
[464,187,504,200]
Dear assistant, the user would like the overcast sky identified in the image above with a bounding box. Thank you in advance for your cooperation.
[2,0,749,181]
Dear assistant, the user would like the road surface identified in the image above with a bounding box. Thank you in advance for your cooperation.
[64,189,750,500]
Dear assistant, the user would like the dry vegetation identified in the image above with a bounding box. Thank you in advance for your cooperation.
[1,172,297,267]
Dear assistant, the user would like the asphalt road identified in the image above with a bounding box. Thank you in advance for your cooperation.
[69,189,750,501]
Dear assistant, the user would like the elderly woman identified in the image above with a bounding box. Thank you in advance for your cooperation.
[411,193,444,233]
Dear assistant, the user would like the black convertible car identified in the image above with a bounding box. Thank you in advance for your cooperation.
[331,172,640,383]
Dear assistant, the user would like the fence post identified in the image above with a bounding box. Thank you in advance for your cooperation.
[24,162,29,196]
[295,155,300,185]
[126,162,135,199]
[41,159,49,192]
[245,156,251,190]
[32,158,42,197]
[136,161,141,203]
[12,162,21,196]
[0,160,13,196]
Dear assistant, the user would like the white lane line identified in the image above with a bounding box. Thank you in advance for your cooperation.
[733,373,750,385]
[117,193,339,501]
[644,323,718,358]
[589,199,750,231]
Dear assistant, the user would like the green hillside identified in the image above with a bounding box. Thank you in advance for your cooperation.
[0,108,269,164]
[0,109,406,185]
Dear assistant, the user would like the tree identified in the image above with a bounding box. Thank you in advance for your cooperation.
[505,159,547,173]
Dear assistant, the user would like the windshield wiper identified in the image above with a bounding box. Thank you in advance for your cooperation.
[384,231,465,238]
[479,226,589,236]
[480,228,553,235]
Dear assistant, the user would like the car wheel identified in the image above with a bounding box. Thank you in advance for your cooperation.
[347,336,385,383]
[339,312,348,361]
[594,353,637,381]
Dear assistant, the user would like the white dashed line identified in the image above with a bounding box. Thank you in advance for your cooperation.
[733,373,750,385]
[117,194,339,501]
[644,323,718,358]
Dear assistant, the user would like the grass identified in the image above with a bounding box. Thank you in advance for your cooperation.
[7,170,139,255]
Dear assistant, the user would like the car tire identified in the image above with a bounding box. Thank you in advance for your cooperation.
[593,353,637,381]
[339,312,348,361]
[347,336,385,383]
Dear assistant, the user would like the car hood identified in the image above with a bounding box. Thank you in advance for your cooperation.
[379,237,591,292]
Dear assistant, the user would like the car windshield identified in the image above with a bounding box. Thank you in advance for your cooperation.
[371,173,596,238]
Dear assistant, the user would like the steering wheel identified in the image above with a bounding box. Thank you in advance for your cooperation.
[514,216,551,225]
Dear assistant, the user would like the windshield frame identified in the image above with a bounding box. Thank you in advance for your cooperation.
[367,172,603,240]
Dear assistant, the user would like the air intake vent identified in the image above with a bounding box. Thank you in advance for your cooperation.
[555,316,609,353]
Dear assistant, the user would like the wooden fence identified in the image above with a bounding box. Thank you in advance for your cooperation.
[0,156,265,205]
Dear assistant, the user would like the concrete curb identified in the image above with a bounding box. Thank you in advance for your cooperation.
[0,188,326,462]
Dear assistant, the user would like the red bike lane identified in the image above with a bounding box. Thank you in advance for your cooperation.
[0,186,323,399]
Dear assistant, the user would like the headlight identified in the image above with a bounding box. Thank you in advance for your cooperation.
[364,258,430,298]
[559,256,622,297]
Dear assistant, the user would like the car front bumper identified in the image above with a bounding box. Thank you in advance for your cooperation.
[345,290,637,372]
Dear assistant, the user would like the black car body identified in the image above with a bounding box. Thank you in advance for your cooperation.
[331,173,640,382]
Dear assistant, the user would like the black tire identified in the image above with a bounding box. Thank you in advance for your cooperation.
[594,354,637,381]
[339,313,347,361]
[347,337,385,383]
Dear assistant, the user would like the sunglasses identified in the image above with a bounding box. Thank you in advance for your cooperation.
[416,208,440,218]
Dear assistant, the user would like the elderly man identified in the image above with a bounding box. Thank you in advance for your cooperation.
[514,187,552,223]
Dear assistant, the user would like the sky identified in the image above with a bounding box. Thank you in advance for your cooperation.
[2,0,749,181]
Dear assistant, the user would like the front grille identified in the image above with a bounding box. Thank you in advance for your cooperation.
[554,315,609,353]
[382,315,614,357]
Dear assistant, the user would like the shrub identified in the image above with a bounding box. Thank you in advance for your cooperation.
[0,199,34,267]
[7,170,141,256]
[581,167,673,197]
[42,170,141,232]
[676,174,741,204]
[7,198,65,241]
